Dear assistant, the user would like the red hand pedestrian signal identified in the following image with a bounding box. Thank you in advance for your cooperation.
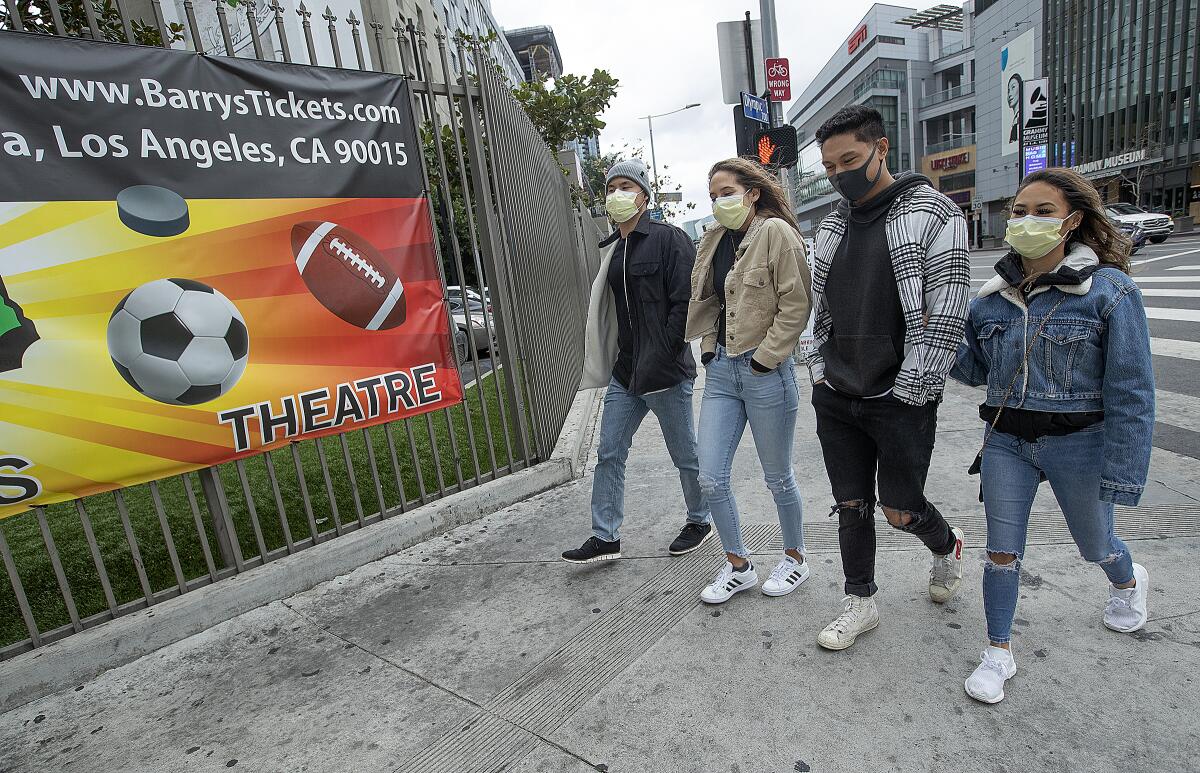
[752,127,798,169]
[758,135,778,166]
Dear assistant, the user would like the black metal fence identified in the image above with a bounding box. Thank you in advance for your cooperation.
[0,2,596,657]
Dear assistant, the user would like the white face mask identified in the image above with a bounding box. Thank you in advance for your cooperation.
[712,192,751,230]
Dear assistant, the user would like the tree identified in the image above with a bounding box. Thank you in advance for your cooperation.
[3,0,185,46]
[583,144,696,222]
[512,69,619,153]
[421,120,480,288]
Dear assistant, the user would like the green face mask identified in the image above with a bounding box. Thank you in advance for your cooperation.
[1005,214,1073,259]
[712,192,751,230]
[605,190,642,223]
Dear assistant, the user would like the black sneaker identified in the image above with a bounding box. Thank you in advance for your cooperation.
[669,522,713,556]
[562,536,621,564]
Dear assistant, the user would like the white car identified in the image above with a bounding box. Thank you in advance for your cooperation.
[448,296,495,359]
[1105,203,1175,244]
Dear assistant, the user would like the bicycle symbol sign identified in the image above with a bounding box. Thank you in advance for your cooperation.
[765,57,791,102]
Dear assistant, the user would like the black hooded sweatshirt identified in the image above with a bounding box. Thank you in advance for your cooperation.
[820,172,932,397]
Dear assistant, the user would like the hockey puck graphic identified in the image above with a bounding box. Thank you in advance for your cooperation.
[117,185,190,237]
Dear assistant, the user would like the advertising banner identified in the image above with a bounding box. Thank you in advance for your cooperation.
[0,34,462,518]
[1000,28,1035,157]
[1021,76,1049,176]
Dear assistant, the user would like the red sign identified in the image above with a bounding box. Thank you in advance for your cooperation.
[765,57,791,101]
[931,152,971,170]
[848,24,868,54]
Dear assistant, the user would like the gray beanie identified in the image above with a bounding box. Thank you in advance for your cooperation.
[605,159,653,200]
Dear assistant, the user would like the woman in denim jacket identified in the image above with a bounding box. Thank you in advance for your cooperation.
[951,168,1154,704]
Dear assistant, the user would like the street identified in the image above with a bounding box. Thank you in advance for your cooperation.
[971,233,1200,462]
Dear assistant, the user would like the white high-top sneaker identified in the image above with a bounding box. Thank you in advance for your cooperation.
[817,595,880,650]
[929,526,965,604]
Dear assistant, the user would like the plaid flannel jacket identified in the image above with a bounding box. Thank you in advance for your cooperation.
[806,182,970,406]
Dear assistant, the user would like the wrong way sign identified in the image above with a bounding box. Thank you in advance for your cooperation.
[766,57,791,102]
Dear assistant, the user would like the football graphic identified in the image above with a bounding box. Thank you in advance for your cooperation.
[107,278,249,406]
[291,221,406,330]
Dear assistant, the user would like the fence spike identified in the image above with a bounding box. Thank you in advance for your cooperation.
[183,0,204,53]
[269,1,290,61]
[213,0,235,56]
[322,5,341,67]
[245,0,264,59]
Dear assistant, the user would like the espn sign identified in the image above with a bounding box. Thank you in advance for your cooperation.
[848,24,868,54]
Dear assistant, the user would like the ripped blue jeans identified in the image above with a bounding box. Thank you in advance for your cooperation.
[697,346,803,558]
[980,424,1135,644]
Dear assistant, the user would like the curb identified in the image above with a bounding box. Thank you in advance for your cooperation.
[0,388,604,714]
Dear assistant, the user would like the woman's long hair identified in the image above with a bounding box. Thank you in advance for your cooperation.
[1016,168,1132,273]
[708,158,802,235]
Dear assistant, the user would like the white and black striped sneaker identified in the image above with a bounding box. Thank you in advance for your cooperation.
[562,536,621,564]
[700,560,758,604]
[761,556,810,597]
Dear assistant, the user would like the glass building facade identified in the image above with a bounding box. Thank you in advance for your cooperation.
[1046,0,1199,216]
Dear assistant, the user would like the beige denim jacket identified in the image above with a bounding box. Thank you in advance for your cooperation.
[685,216,812,370]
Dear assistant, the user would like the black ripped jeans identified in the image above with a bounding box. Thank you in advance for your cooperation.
[812,385,956,597]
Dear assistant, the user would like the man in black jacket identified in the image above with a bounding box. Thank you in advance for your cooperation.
[565,159,712,563]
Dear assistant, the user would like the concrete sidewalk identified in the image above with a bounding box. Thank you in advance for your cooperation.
[2,372,1199,773]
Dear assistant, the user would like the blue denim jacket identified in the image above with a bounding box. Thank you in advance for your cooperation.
[951,244,1155,506]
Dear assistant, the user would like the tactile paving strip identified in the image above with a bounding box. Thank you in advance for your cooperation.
[394,524,776,772]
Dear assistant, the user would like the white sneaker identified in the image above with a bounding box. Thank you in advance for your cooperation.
[1104,562,1149,633]
[929,526,965,604]
[761,556,810,597]
[964,646,1017,704]
[700,561,758,604]
[817,595,879,650]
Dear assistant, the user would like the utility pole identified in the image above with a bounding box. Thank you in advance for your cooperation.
[759,0,791,205]
[647,116,658,193]
[743,11,757,94]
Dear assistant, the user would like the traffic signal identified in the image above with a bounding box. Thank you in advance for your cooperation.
[733,104,764,159]
[753,126,798,168]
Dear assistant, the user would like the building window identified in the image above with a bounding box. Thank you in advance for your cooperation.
[878,35,905,45]
[938,171,975,192]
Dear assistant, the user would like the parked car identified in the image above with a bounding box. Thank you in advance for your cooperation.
[1105,203,1175,244]
[446,285,492,311]
[448,296,495,356]
[1110,216,1149,255]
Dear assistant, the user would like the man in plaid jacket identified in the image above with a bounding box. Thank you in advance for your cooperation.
[804,105,971,651]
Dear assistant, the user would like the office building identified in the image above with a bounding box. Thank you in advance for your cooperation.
[505,25,564,81]
[1045,0,1199,221]
[786,4,967,233]
[971,0,1043,239]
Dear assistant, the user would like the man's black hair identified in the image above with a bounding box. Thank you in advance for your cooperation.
[815,105,886,146]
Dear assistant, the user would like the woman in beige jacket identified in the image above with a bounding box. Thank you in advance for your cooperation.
[685,158,813,604]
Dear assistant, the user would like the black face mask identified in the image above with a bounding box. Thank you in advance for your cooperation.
[829,144,885,202]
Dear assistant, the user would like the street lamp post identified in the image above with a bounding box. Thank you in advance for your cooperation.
[640,103,701,195]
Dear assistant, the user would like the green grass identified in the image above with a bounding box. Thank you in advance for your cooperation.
[0,368,535,651]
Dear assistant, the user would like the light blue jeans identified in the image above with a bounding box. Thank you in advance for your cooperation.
[591,377,710,542]
[980,424,1136,644]
[698,346,804,558]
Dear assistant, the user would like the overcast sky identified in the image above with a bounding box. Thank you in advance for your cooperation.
[491,0,949,225]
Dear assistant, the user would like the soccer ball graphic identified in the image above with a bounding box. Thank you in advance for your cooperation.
[106,278,249,406]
